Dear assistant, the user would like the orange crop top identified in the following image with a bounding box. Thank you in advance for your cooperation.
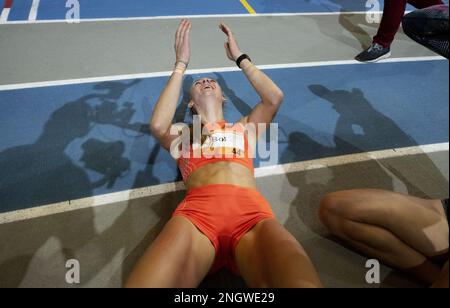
[177,120,255,182]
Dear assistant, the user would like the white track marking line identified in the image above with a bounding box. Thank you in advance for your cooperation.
[0,56,445,91]
[0,7,10,24]
[2,11,386,25]
[28,0,40,21]
[0,142,448,224]
[0,0,12,24]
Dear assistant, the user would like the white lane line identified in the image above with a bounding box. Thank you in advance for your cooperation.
[0,56,445,92]
[0,142,448,224]
[1,11,384,25]
[0,0,12,24]
[0,8,10,24]
[28,0,40,21]
[254,142,449,178]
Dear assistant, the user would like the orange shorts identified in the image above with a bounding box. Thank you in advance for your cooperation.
[172,184,275,276]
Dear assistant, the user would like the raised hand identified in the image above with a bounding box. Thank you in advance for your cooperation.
[174,19,192,66]
[219,22,243,62]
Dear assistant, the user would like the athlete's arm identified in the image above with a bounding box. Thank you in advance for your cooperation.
[150,19,191,151]
[219,22,284,134]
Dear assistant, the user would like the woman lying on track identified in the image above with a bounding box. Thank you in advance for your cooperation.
[125,19,322,288]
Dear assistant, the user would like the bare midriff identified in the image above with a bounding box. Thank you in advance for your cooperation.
[185,161,256,191]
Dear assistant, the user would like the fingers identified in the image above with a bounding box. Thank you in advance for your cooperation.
[175,19,190,48]
[179,21,188,44]
[224,42,229,54]
[183,20,192,43]
[175,20,185,46]
[219,22,232,37]
[180,20,192,48]
[224,43,233,61]
[219,22,226,34]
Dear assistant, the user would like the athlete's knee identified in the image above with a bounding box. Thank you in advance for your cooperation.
[319,191,351,227]
[319,190,373,235]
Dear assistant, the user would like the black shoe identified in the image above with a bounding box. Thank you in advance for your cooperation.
[355,43,391,63]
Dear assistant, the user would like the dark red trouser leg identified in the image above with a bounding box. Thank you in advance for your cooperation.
[4,0,13,8]
[373,0,443,48]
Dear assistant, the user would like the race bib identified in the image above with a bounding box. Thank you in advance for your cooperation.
[199,130,246,158]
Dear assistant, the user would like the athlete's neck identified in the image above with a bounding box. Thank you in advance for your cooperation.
[199,106,224,125]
